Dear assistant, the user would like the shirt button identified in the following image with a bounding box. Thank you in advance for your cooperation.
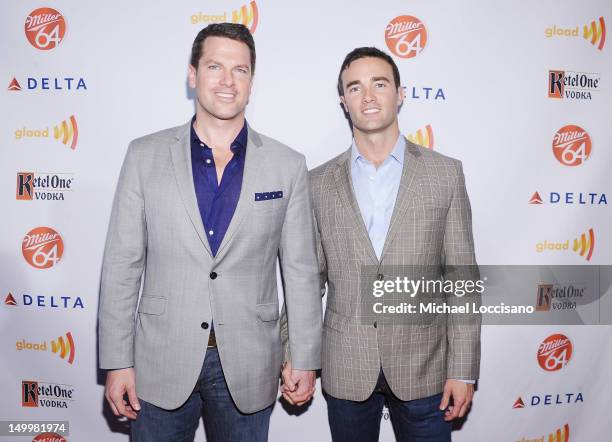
[206,159,211,164]
[377,273,384,281]
[201,322,209,329]
[210,272,217,280]
[208,230,214,236]
[373,321,378,328]
[200,142,204,147]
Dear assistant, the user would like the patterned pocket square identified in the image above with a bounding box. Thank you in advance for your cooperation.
[255,191,283,201]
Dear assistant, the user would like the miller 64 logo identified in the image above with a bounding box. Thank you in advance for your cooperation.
[22,227,64,269]
[552,125,591,166]
[537,334,572,372]
[548,70,600,100]
[385,15,427,59]
[22,380,75,409]
[16,172,74,201]
[25,7,67,51]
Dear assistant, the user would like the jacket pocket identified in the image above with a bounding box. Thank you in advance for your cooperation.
[137,295,167,315]
[256,303,280,322]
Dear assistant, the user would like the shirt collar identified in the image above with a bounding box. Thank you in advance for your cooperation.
[351,134,405,166]
[190,116,248,156]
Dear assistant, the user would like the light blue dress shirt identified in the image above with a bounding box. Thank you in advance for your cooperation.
[350,135,404,260]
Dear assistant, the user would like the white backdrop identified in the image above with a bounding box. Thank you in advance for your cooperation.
[2,1,611,441]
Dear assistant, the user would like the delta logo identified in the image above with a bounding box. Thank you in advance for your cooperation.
[545,16,606,51]
[552,125,591,166]
[385,15,427,59]
[4,292,84,309]
[16,332,76,365]
[407,125,434,149]
[22,380,75,409]
[17,172,74,202]
[537,333,572,372]
[513,393,583,409]
[33,433,67,442]
[536,283,585,312]
[402,85,446,101]
[191,1,259,33]
[25,7,67,51]
[535,228,595,262]
[14,115,78,150]
[22,227,65,270]
[528,191,607,205]
[548,70,600,100]
[516,423,570,442]
[8,76,87,92]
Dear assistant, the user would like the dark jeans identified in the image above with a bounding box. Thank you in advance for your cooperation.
[131,347,272,442]
[325,370,451,442]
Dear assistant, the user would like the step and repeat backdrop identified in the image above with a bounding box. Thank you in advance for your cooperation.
[1,1,611,441]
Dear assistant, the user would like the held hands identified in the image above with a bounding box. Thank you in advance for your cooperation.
[280,361,316,406]
[105,367,141,420]
[439,379,474,421]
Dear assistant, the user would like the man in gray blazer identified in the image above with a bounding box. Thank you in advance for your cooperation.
[283,47,480,441]
[98,23,321,442]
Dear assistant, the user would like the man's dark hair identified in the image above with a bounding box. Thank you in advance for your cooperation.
[337,47,400,96]
[190,23,256,73]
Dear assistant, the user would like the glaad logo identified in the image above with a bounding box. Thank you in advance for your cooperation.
[22,380,74,409]
[535,228,595,261]
[552,125,591,166]
[8,76,87,92]
[548,70,600,100]
[385,15,427,59]
[407,125,434,149]
[17,172,74,201]
[537,334,572,372]
[25,8,66,51]
[517,423,570,442]
[15,333,76,364]
[191,1,259,33]
[14,115,78,150]
[529,191,607,205]
[536,283,585,311]
[5,293,84,309]
[545,16,606,50]
[22,227,65,269]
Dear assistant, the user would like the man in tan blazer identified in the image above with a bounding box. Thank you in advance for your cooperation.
[282,47,480,441]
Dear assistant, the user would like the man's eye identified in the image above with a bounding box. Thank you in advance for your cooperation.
[375,82,386,88]
[349,86,359,93]
[208,65,220,70]
[236,68,248,74]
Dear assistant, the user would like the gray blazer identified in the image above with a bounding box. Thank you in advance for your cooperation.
[304,139,480,402]
[98,121,322,413]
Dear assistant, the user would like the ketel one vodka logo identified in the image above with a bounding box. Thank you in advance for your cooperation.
[24,7,67,50]
[22,380,74,409]
[537,334,572,372]
[548,70,600,100]
[22,227,64,269]
[16,172,74,201]
[385,15,427,59]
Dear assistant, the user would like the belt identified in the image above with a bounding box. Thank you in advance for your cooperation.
[207,329,217,348]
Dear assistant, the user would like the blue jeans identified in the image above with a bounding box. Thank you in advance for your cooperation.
[325,370,451,442]
[131,347,272,442]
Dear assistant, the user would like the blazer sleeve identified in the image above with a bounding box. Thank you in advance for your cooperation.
[98,141,147,370]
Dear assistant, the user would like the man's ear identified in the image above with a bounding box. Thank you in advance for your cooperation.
[340,95,348,113]
[397,85,405,106]
[188,64,197,89]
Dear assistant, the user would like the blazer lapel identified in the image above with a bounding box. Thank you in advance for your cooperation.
[379,138,422,260]
[333,150,379,265]
[169,120,212,257]
[214,125,263,260]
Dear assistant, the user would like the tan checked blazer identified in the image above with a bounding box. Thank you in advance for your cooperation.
[307,138,480,402]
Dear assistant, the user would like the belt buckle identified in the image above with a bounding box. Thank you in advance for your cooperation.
[207,329,217,348]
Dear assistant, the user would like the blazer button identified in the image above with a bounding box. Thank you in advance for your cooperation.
[209,272,217,280]
[373,321,378,328]
[377,274,384,281]
[201,322,209,329]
